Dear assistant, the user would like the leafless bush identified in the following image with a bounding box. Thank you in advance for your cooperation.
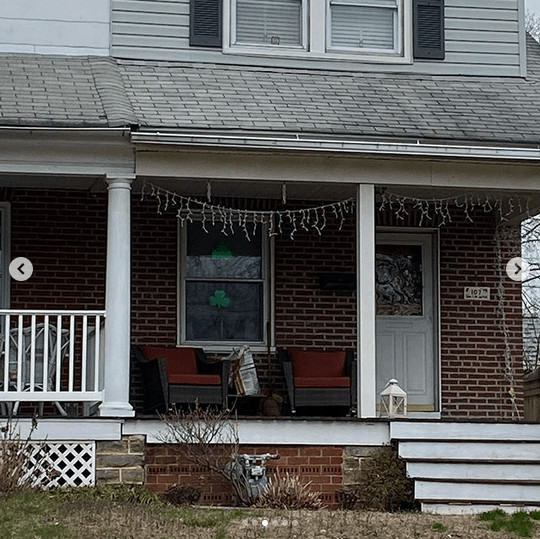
[526,11,540,42]
[522,216,540,373]
[159,404,254,505]
[255,472,324,510]
[0,414,49,495]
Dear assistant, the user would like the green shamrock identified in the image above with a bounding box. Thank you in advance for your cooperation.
[210,289,230,308]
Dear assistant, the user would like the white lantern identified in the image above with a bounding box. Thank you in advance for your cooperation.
[380,379,407,417]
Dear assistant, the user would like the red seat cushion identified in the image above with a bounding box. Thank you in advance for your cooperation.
[169,374,221,386]
[142,346,198,375]
[294,376,351,388]
[290,349,347,378]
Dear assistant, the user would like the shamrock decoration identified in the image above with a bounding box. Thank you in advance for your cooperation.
[210,289,231,308]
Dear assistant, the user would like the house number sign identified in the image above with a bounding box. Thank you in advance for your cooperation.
[464,287,490,300]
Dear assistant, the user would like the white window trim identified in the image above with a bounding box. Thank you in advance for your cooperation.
[326,0,403,56]
[230,0,309,51]
[177,220,271,350]
[223,0,412,64]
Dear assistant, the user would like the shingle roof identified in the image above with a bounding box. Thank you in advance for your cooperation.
[0,54,136,127]
[1,37,540,145]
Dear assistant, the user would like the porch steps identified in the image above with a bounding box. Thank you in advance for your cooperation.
[390,421,540,514]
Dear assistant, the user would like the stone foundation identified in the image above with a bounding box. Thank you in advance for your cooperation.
[96,435,146,484]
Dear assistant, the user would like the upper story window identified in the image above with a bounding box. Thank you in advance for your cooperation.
[224,0,409,61]
[190,0,445,63]
[233,0,307,49]
[328,0,400,53]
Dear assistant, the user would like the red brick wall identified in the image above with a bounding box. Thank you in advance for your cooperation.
[146,443,343,507]
[1,189,525,419]
[439,214,524,419]
[8,189,106,309]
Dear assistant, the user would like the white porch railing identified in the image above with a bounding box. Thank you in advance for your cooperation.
[0,310,105,412]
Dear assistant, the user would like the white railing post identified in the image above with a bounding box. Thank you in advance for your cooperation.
[99,175,135,417]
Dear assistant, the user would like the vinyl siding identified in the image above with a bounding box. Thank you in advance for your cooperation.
[111,0,524,76]
[0,0,110,56]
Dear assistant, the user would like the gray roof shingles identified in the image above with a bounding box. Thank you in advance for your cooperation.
[1,37,540,144]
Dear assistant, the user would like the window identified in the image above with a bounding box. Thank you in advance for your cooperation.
[233,0,307,49]
[223,0,412,61]
[192,0,444,62]
[328,0,400,53]
[179,221,268,346]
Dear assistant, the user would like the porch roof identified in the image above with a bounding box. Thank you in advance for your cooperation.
[1,37,540,146]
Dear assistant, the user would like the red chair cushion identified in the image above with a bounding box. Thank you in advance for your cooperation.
[142,346,198,375]
[169,374,221,386]
[290,349,347,378]
[294,376,351,388]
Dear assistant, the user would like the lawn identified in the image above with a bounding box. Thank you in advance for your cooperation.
[0,488,539,538]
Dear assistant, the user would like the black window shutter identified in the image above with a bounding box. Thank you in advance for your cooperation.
[190,0,222,47]
[413,0,445,60]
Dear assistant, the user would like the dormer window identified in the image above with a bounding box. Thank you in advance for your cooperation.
[233,0,307,49]
[191,0,444,63]
[328,0,401,54]
[223,0,410,61]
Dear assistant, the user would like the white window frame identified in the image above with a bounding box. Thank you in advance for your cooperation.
[223,0,412,63]
[326,0,403,56]
[230,0,308,51]
[177,220,270,350]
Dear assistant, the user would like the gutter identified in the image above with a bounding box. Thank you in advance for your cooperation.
[131,131,540,162]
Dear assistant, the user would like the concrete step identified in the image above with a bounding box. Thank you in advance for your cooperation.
[399,441,540,462]
[407,461,540,482]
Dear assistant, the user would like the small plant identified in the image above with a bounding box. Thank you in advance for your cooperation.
[335,484,362,510]
[349,445,417,512]
[165,484,201,506]
[432,522,448,532]
[255,471,324,510]
[479,509,537,538]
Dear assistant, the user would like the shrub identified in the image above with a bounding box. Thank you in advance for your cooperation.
[255,472,324,510]
[165,484,201,506]
[0,415,49,495]
[345,445,417,512]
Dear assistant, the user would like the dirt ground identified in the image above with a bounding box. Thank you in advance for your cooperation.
[56,502,540,538]
[227,510,540,538]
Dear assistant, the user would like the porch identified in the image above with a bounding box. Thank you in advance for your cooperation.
[0,177,528,422]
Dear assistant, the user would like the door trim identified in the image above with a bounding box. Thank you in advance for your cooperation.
[376,227,440,414]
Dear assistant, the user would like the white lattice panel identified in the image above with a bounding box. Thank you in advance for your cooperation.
[21,441,95,489]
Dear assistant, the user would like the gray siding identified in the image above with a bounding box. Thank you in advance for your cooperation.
[111,0,524,76]
[0,0,110,56]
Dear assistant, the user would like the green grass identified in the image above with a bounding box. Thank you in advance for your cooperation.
[431,521,448,532]
[0,487,255,539]
[479,509,538,538]
[0,490,74,538]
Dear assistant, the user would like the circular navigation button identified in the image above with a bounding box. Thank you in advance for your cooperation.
[9,257,33,282]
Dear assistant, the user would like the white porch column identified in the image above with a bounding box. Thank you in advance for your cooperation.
[99,175,135,417]
[356,184,377,418]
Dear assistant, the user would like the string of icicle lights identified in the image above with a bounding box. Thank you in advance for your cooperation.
[379,190,531,226]
[142,182,355,240]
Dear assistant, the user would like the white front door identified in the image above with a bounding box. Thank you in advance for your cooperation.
[375,232,438,412]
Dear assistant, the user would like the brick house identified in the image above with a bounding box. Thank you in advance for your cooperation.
[0,0,539,512]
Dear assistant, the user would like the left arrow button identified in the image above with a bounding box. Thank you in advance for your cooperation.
[9,257,33,282]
